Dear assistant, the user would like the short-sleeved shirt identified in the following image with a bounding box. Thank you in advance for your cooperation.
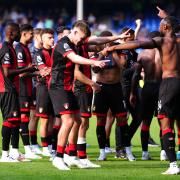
[49,36,76,91]
[34,48,52,85]
[0,41,19,92]
[15,43,32,97]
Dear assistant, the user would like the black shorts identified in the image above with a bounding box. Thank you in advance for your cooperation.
[0,90,20,123]
[74,91,93,118]
[49,88,79,116]
[158,77,180,120]
[19,96,32,115]
[141,82,160,120]
[92,82,127,117]
[36,84,54,119]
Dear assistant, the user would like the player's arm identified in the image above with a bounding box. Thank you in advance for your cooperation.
[87,29,131,45]
[156,6,169,19]
[129,62,142,106]
[74,64,101,92]
[134,19,142,40]
[105,37,163,52]
[2,49,36,78]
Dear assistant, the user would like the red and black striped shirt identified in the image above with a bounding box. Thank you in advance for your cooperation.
[0,41,19,93]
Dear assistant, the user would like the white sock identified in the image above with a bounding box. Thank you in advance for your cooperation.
[170,161,178,168]
[1,151,8,158]
[43,147,49,152]
[125,146,132,154]
[24,145,32,154]
[77,137,86,144]
[100,149,105,154]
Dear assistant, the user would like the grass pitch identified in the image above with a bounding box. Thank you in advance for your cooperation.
[0,116,179,179]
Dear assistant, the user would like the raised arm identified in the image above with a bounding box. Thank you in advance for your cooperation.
[87,29,131,45]
[134,19,142,40]
[157,6,169,19]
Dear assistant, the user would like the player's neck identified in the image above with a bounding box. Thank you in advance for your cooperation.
[20,39,28,46]
[34,41,42,49]
[43,44,51,50]
[5,37,13,44]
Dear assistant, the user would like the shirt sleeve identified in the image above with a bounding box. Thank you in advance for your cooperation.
[58,40,75,57]
[16,45,26,68]
[34,51,46,70]
[2,49,13,68]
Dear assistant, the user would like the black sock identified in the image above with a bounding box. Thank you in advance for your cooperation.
[47,131,52,146]
[117,122,130,147]
[2,125,11,151]
[20,122,30,146]
[159,129,164,150]
[77,143,87,159]
[30,131,38,145]
[141,130,149,151]
[41,137,48,147]
[163,130,176,163]
[105,138,110,148]
[96,125,106,149]
[11,126,20,149]
[115,125,123,151]
[52,126,60,151]
[141,124,150,152]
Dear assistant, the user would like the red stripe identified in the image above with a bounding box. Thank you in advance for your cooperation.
[178,130,180,135]
[29,130,37,136]
[18,63,26,67]
[157,114,167,119]
[38,64,46,70]
[57,146,65,153]
[53,125,61,129]
[60,110,79,115]
[65,146,69,154]
[141,124,150,131]
[97,121,106,126]
[3,121,20,128]
[68,144,77,151]
[78,150,87,157]
[63,50,74,57]
[41,142,48,147]
[35,113,48,119]
[20,108,30,112]
[7,117,21,121]
[178,138,180,145]
[116,112,127,117]
[93,113,107,117]
[117,121,128,127]
[2,64,11,68]
[21,116,30,123]
[81,112,91,117]
[162,128,173,136]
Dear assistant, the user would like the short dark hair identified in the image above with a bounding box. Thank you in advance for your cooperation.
[72,20,91,37]
[56,26,70,35]
[20,24,33,33]
[41,28,54,36]
[162,16,180,33]
[120,27,134,35]
[99,30,113,37]
[149,31,161,38]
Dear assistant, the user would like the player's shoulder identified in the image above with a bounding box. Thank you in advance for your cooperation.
[15,43,24,52]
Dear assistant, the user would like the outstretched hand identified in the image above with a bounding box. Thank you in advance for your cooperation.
[119,28,131,39]
[157,6,168,19]
[39,67,51,77]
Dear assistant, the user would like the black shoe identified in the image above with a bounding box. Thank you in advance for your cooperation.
[115,149,127,159]
[148,137,159,147]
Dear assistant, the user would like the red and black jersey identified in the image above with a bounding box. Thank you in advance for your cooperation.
[74,40,92,93]
[34,48,52,85]
[49,36,76,91]
[0,41,19,93]
[15,43,32,97]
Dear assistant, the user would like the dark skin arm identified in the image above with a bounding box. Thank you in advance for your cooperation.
[3,65,37,78]
[129,62,142,107]
[103,37,163,54]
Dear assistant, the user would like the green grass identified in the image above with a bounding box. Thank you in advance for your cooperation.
[0,116,179,179]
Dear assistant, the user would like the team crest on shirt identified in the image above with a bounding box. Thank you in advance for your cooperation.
[33,100,36,106]
[158,100,162,111]
[64,43,71,51]
[64,103,69,110]
[93,105,96,111]
[36,55,43,63]
[87,106,91,112]
[17,52,23,60]
[4,53,10,62]
[39,107,43,113]
[13,111,18,117]
[25,102,29,108]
